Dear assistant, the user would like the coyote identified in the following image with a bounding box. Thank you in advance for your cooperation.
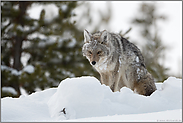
[82,30,157,96]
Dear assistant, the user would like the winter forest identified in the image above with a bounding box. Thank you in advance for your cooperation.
[1,1,182,122]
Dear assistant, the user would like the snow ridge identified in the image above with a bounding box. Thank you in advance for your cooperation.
[1,76,182,122]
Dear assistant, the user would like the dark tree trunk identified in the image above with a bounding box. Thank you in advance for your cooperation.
[12,36,23,96]
[11,2,32,96]
[13,37,23,71]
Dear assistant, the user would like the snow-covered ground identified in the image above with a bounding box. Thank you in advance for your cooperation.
[1,76,182,122]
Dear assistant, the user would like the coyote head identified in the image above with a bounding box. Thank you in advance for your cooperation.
[82,30,112,70]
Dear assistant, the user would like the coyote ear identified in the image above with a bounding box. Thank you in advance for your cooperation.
[100,30,108,43]
[84,29,91,43]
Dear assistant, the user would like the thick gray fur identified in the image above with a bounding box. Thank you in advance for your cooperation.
[82,30,157,96]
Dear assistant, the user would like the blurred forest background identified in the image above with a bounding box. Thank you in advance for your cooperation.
[1,1,181,97]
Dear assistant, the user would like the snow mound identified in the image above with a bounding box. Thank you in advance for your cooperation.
[1,76,182,122]
[47,76,104,119]
[47,76,182,120]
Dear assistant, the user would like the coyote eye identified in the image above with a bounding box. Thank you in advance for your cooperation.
[97,51,102,55]
[88,51,92,54]
[101,42,104,44]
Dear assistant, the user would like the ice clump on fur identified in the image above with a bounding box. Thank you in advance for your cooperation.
[136,56,139,62]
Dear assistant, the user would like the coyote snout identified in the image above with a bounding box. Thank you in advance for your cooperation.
[91,61,96,65]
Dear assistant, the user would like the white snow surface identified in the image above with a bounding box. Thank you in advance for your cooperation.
[1,76,182,122]
[2,87,18,95]
[1,65,35,76]
[22,65,35,74]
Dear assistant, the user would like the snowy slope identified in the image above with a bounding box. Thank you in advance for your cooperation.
[1,76,182,122]
[68,109,182,122]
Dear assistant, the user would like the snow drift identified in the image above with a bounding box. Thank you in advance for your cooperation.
[1,76,182,122]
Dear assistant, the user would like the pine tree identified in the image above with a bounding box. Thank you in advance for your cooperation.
[1,1,111,97]
[131,2,169,82]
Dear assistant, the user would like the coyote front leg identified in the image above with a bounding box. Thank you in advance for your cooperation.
[100,72,121,92]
